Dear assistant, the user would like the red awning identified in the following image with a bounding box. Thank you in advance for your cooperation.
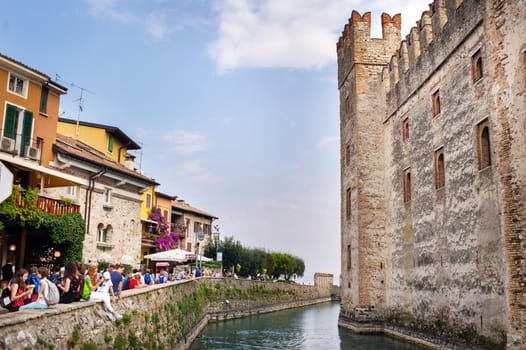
[155,262,170,267]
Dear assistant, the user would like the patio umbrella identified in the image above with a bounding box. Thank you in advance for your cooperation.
[144,248,195,263]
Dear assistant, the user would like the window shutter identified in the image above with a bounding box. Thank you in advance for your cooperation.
[3,104,17,139]
[20,110,33,156]
[40,87,49,114]
[108,135,114,152]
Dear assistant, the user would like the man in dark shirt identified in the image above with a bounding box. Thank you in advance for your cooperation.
[110,264,123,301]
[1,261,13,282]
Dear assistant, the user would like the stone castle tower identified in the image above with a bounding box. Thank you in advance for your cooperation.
[337,1,525,348]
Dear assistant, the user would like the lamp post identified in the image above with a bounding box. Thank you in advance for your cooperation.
[212,225,221,276]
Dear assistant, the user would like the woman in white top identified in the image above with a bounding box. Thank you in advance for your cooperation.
[89,269,122,320]
[20,267,49,310]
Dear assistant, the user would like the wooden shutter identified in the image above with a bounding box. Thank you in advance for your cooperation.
[108,135,114,152]
[3,104,17,139]
[20,110,33,156]
[40,87,49,114]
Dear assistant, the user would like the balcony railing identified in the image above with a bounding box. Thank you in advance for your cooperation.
[15,193,80,215]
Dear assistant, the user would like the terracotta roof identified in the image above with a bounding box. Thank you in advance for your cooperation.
[53,134,158,186]
[156,191,177,200]
[58,118,141,150]
[171,200,218,219]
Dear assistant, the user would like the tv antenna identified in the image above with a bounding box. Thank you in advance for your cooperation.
[55,74,95,137]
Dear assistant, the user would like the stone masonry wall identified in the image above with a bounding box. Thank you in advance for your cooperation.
[338,0,525,349]
[0,278,333,350]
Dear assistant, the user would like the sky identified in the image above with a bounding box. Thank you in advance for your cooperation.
[0,0,424,282]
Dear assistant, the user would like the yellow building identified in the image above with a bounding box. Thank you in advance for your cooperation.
[57,117,141,165]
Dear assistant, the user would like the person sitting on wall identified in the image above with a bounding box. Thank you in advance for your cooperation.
[7,268,31,312]
[25,266,40,303]
[20,267,49,310]
[89,270,122,321]
[128,272,147,289]
[58,262,80,304]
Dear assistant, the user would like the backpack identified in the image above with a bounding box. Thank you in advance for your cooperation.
[0,287,11,308]
[43,279,60,305]
[144,273,151,285]
[82,276,91,301]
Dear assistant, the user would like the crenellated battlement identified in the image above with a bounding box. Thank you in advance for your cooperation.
[384,0,483,113]
[337,11,401,88]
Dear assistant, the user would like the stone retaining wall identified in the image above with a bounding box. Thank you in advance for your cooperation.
[0,278,333,350]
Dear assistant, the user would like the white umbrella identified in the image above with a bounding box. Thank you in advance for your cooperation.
[144,248,195,263]
[98,253,113,263]
[197,254,213,262]
[120,254,135,265]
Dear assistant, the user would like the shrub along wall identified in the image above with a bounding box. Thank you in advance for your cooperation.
[0,278,333,350]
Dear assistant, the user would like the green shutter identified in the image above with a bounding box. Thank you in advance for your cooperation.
[20,110,33,156]
[40,87,49,114]
[3,104,17,139]
[108,134,114,152]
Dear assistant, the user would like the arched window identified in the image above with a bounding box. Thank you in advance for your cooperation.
[471,49,483,82]
[477,120,492,169]
[97,223,106,243]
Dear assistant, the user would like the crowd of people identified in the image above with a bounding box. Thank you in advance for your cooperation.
[0,261,215,320]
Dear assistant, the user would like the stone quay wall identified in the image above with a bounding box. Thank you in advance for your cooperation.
[0,277,334,350]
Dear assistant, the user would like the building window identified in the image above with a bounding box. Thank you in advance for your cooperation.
[434,148,445,189]
[345,188,351,218]
[145,193,151,209]
[402,117,409,141]
[186,218,190,234]
[432,90,441,117]
[107,134,114,153]
[163,209,168,219]
[187,242,192,252]
[194,221,201,233]
[471,49,483,82]
[345,96,350,114]
[403,169,412,202]
[97,223,107,243]
[67,186,76,196]
[7,73,27,97]
[345,144,350,166]
[103,188,112,205]
[347,244,351,270]
[40,87,49,114]
[477,119,492,169]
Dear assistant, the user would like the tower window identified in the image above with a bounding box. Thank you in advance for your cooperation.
[471,49,483,82]
[434,148,445,189]
[346,188,351,218]
[402,117,409,141]
[345,144,350,166]
[403,169,412,202]
[432,90,441,117]
[477,119,492,169]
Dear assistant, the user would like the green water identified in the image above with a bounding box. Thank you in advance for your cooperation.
[189,302,425,349]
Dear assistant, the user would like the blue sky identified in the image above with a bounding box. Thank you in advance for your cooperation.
[1,0,423,281]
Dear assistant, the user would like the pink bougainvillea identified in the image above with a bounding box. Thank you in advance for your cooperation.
[148,207,183,251]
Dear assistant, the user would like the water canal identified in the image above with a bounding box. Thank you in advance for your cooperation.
[189,301,425,349]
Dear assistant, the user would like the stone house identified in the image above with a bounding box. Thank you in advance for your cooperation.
[46,120,158,266]
[338,0,525,348]
[171,199,217,259]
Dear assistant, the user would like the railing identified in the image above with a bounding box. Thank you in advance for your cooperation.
[15,193,80,215]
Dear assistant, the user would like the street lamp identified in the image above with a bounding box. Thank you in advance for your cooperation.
[212,225,222,276]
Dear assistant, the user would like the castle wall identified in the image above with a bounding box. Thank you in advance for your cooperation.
[339,0,526,348]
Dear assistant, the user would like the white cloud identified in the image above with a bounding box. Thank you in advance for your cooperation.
[83,0,135,23]
[209,0,353,73]
[162,130,208,155]
[178,159,221,183]
[208,0,426,73]
[317,135,339,148]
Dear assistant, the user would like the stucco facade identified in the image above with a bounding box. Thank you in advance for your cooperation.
[338,1,525,348]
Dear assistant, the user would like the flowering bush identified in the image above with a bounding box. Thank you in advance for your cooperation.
[148,207,182,251]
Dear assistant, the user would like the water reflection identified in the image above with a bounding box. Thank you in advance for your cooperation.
[189,302,424,349]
